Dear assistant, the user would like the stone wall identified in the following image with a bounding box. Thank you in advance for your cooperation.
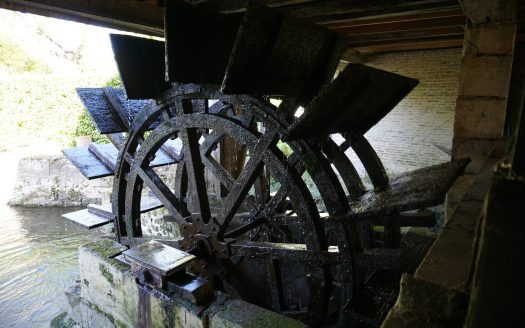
[340,48,462,177]
[9,155,112,207]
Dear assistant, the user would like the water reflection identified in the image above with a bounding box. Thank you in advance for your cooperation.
[0,205,97,327]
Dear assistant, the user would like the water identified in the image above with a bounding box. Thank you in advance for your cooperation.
[0,205,97,327]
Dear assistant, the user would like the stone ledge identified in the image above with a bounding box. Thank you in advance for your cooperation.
[382,274,468,328]
[67,238,304,328]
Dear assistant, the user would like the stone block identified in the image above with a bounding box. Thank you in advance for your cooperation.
[465,175,525,328]
[75,238,303,328]
[457,56,513,98]
[65,284,118,328]
[463,23,517,56]
[453,97,507,138]
[445,175,475,222]
[400,228,437,274]
[382,274,468,328]
[209,299,305,328]
[79,239,138,326]
[452,137,496,174]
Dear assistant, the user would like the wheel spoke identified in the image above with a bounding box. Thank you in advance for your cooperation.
[266,258,285,311]
[224,217,266,239]
[137,167,190,224]
[200,131,260,213]
[216,131,278,235]
[263,153,304,217]
[176,99,212,222]
[230,241,344,265]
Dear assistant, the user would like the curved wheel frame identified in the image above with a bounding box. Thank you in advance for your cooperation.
[112,87,354,324]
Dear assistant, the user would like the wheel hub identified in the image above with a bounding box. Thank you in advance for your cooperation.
[178,215,231,279]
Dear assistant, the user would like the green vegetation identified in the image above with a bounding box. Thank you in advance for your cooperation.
[0,36,50,74]
[0,72,121,151]
[50,312,77,328]
[0,30,125,151]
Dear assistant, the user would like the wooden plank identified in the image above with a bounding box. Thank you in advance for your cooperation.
[123,240,195,276]
[88,195,162,215]
[64,142,177,180]
[62,147,113,180]
[161,139,183,161]
[88,143,118,171]
[353,38,463,54]
[77,88,127,134]
[62,208,113,229]
[346,26,464,45]
[396,211,437,227]
[77,87,156,134]
[277,0,460,23]
[333,15,466,36]
[110,35,171,100]
[357,248,401,270]
[285,63,418,139]
[322,8,465,28]
[149,147,179,167]
[87,203,113,219]
[349,159,470,220]
[165,0,242,84]
[140,195,163,213]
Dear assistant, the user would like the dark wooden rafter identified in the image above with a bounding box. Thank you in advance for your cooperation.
[0,0,165,36]
[0,0,473,55]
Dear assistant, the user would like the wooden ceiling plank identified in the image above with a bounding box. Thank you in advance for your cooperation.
[278,0,458,17]
[334,15,467,36]
[190,0,315,13]
[353,38,463,54]
[323,8,465,28]
[308,6,462,25]
[278,0,461,23]
[346,26,464,45]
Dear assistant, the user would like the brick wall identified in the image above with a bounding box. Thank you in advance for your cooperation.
[337,48,463,179]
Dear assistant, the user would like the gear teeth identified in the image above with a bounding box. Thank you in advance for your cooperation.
[285,63,419,141]
[110,34,170,99]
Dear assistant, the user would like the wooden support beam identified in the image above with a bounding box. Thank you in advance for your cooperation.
[278,0,461,24]
[333,14,466,36]
[0,0,164,35]
[353,37,463,55]
[346,26,464,46]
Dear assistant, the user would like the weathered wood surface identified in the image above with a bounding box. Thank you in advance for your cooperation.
[63,143,179,180]
[110,34,171,99]
[286,63,419,140]
[88,195,163,215]
[349,158,469,220]
[62,208,113,229]
[123,240,195,276]
[62,147,113,180]
[77,87,153,134]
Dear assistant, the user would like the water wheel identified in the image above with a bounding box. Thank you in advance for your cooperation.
[62,2,469,326]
